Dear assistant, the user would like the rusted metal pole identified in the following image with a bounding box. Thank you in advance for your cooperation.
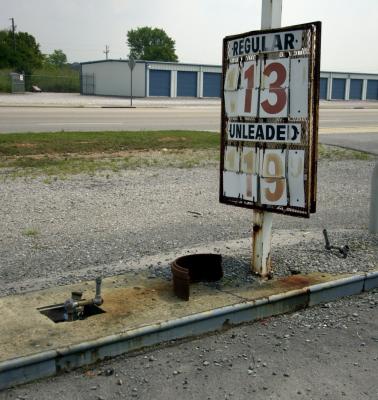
[252,0,282,277]
[369,161,378,233]
[252,211,273,276]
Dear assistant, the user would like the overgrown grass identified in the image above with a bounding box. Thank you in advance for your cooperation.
[0,131,220,178]
[0,131,373,179]
[0,69,12,92]
[26,66,79,92]
[0,131,219,156]
[0,67,79,93]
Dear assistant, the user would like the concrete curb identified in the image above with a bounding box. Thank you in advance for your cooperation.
[0,271,377,390]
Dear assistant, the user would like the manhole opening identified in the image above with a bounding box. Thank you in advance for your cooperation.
[38,304,105,323]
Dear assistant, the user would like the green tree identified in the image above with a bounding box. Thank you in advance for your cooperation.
[45,49,67,68]
[0,30,43,73]
[127,27,178,62]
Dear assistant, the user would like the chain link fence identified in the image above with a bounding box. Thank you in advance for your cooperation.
[0,71,12,92]
[0,70,80,93]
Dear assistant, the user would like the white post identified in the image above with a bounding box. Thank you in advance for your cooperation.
[369,162,378,233]
[261,0,282,29]
[345,78,351,101]
[362,79,367,100]
[328,74,333,100]
[252,0,282,277]
[198,66,203,98]
[171,71,177,98]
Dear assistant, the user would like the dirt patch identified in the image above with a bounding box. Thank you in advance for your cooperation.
[14,143,37,148]
[1,149,193,162]
[157,136,187,143]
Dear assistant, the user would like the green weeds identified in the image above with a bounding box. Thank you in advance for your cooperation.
[0,131,373,179]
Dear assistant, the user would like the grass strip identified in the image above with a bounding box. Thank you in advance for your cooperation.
[0,131,373,179]
[0,130,219,156]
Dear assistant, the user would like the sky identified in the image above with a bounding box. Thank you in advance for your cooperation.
[1,0,377,73]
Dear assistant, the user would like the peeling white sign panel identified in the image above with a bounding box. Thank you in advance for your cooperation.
[220,22,321,218]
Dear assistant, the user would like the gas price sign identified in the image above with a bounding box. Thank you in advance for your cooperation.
[220,22,321,218]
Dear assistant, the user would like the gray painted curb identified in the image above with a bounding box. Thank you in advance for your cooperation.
[0,271,377,390]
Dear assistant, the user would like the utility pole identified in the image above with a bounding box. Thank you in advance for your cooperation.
[103,45,110,60]
[251,0,282,277]
[10,17,16,51]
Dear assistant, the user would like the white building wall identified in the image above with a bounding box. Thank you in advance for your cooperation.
[81,61,146,97]
[147,62,221,73]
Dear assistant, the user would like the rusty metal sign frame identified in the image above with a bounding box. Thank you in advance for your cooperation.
[219,21,321,218]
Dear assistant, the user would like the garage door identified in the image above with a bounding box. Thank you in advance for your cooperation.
[177,71,197,97]
[149,70,171,96]
[203,72,221,97]
[367,80,378,100]
[349,79,363,100]
[319,78,327,99]
[331,78,346,100]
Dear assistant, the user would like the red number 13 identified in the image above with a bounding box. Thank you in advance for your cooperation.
[261,62,287,114]
[243,62,287,115]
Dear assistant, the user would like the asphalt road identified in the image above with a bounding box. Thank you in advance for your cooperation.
[0,106,220,133]
[1,106,377,154]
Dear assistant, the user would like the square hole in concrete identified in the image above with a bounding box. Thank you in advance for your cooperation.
[39,304,105,323]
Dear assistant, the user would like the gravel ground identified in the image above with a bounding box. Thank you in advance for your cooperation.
[0,157,377,398]
[0,158,377,296]
[2,289,377,400]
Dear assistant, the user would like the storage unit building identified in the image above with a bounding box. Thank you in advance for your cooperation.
[146,61,220,98]
[331,78,346,100]
[203,72,222,97]
[349,79,363,100]
[319,78,328,100]
[320,71,378,101]
[149,70,171,96]
[177,71,198,97]
[367,79,378,100]
[81,60,378,101]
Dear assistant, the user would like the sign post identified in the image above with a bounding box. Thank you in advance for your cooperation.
[128,56,136,107]
[220,1,321,277]
[252,0,282,276]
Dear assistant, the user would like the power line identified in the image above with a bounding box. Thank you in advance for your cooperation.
[103,45,110,60]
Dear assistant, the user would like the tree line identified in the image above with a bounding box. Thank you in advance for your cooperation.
[0,26,178,92]
[0,25,178,74]
[0,30,69,74]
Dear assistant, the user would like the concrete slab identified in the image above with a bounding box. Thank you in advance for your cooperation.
[0,270,369,363]
[0,269,377,389]
[0,271,239,362]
